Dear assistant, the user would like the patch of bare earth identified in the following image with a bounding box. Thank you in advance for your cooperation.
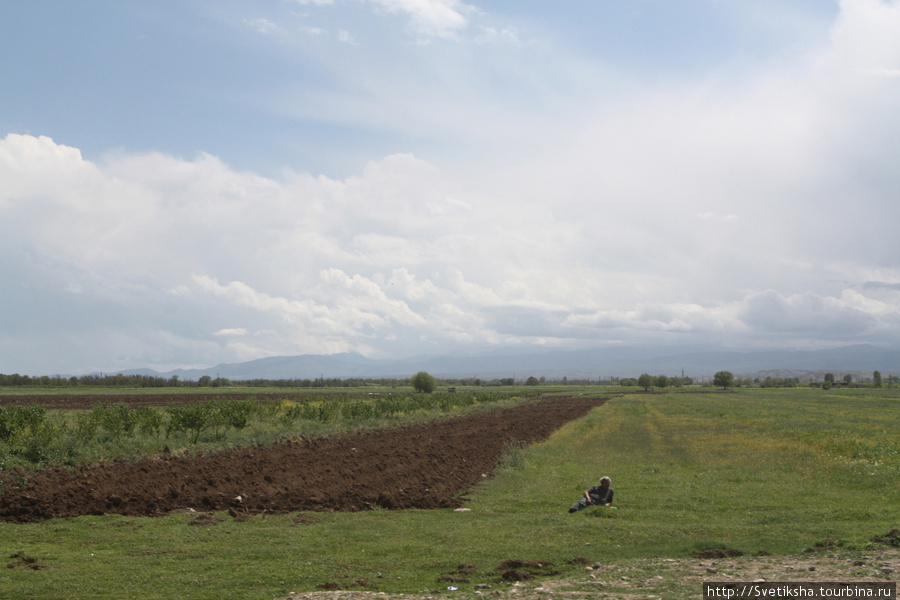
[274,548,899,600]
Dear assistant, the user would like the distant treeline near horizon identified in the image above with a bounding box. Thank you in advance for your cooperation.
[0,372,579,389]
[2,372,667,389]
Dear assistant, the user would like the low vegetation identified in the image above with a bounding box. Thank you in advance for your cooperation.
[0,389,537,470]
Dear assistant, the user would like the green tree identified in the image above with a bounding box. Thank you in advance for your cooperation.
[655,375,669,388]
[713,371,734,389]
[824,373,835,384]
[637,373,654,391]
[411,371,437,393]
[525,376,539,386]
[843,374,853,385]
[873,370,882,388]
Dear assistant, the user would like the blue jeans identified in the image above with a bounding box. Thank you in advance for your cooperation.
[569,497,596,512]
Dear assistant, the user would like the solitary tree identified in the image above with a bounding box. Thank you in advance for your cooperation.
[411,371,437,393]
[637,373,654,391]
[843,374,853,385]
[873,370,882,388]
[525,376,539,386]
[713,371,734,389]
[824,373,835,384]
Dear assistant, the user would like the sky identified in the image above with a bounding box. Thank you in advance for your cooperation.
[2,0,900,376]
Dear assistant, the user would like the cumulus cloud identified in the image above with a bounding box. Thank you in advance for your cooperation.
[0,134,509,369]
[2,122,900,374]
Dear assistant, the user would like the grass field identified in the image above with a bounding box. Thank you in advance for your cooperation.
[1,387,897,599]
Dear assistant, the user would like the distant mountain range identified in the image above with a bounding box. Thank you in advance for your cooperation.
[119,344,900,381]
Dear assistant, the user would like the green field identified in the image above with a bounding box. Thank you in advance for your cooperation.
[1,387,898,599]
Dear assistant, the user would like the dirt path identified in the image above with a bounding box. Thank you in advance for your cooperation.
[0,395,607,522]
[275,549,900,600]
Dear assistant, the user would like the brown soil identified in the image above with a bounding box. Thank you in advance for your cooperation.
[0,395,606,523]
[275,549,900,600]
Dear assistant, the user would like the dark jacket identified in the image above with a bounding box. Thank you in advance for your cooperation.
[587,485,613,505]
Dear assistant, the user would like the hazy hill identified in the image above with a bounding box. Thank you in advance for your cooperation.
[119,344,900,381]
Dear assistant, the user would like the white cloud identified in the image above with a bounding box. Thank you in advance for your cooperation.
[370,0,473,39]
[474,25,518,44]
[277,0,481,43]
[244,18,283,36]
[3,127,900,372]
[826,263,900,286]
[827,0,900,78]
[215,328,249,336]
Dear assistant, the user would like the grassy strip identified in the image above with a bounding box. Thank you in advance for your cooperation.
[0,388,897,599]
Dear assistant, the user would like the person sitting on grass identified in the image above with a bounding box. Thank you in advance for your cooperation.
[568,476,613,512]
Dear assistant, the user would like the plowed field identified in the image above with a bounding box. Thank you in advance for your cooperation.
[0,395,607,523]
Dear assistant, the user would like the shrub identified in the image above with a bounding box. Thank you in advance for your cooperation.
[411,371,437,393]
[166,404,209,443]
[73,411,99,442]
[0,406,61,464]
[93,402,138,439]
[0,405,46,442]
[221,399,256,430]
[136,407,164,438]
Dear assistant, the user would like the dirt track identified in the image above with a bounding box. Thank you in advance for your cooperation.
[0,395,607,523]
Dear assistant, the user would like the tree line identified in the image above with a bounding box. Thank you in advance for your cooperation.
[704,370,895,390]
[2,370,895,390]
[0,373,419,388]
[0,372,524,389]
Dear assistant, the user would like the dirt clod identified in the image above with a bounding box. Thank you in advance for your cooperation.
[7,552,49,570]
[188,513,221,526]
[501,570,534,581]
[691,549,743,559]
